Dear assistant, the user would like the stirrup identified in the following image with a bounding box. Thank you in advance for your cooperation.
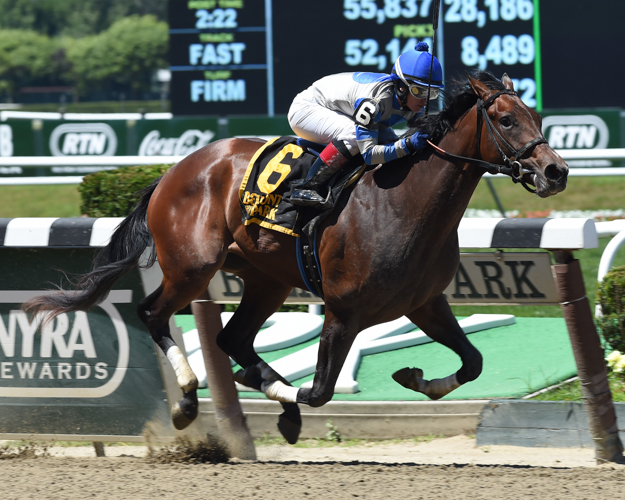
[290,188,327,207]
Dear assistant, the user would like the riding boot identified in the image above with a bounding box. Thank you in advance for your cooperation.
[290,157,336,206]
[291,140,352,207]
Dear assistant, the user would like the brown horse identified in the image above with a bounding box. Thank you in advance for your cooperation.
[24,72,568,444]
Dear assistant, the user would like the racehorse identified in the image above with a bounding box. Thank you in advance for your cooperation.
[24,72,568,444]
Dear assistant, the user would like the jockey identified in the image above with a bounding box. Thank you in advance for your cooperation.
[288,42,444,207]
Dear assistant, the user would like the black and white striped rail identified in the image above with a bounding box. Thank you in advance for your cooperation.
[0,217,123,247]
[0,217,598,250]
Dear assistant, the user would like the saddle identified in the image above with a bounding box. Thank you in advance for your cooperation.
[239,136,366,298]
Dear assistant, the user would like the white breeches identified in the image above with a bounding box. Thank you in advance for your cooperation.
[288,90,359,154]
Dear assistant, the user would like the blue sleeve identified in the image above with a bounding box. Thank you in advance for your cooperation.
[356,126,411,165]
[378,127,400,145]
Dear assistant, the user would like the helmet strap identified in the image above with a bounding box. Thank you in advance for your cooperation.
[394,64,416,110]
[394,63,412,90]
[394,80,410,110]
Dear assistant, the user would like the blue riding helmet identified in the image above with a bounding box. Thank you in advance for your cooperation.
[392,42,444,89]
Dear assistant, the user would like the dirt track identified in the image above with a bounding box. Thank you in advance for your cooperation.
[2,436,624,499]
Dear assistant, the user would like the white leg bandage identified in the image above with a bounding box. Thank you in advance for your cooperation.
[263,380,299,403]
[166,346,198,393]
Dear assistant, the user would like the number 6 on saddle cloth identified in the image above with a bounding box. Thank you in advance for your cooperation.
[239,136,367,298]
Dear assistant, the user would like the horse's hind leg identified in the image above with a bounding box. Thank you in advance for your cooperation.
[138,269,220,430]
[393,293,483,400]
[216,271,302,444]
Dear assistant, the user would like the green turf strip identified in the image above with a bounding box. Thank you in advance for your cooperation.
[174,316,576,401]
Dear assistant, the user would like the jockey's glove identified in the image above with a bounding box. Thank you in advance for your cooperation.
[405,131,429,152]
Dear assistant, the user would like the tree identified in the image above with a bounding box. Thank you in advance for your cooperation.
[0,0,167,37]
[0,29,62,98]
[65,15,168,96]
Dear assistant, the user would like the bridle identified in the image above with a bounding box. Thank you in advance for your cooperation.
[428,89,547,194]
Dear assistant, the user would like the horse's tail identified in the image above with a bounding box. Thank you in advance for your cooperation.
[23,178,161,319]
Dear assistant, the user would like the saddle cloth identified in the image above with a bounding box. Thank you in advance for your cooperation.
[239,135,368,298]
[239,136,320,237]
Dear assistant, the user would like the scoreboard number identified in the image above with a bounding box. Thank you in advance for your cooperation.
[195,8,238,29]
[442,0,540,109]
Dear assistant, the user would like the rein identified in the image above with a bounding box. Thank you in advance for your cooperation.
[427,89,547,194]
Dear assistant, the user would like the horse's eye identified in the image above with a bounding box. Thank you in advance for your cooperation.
[500,116,513,128]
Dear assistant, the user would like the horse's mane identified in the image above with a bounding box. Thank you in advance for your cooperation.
[407,70,505,143]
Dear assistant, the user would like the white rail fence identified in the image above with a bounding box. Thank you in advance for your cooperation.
[0,149,624,185]
[0,156,182,185]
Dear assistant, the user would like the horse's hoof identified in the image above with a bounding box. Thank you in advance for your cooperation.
[170,394,199,430]
[278,403,301,445]
[171,404,193,430]
[392,367,423,390]
[278,411,301,445]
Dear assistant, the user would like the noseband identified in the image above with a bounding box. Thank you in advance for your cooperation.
[429,89,547,194]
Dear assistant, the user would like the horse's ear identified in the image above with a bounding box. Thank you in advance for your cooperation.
[501,73,515,91]
[466,73,490,99]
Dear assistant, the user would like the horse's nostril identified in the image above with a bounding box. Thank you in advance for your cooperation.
[544,163,565,181]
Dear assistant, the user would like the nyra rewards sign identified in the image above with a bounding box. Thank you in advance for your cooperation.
[0,290,130,398]
[0,247,168,439]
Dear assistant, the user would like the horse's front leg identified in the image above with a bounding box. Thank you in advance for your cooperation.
[393,293,483,400]
[295,310,358,408]
[232,359,302,443]
[217,273,302,444]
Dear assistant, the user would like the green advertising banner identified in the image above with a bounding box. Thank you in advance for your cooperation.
[0,120,34,163]
[0,116,292,177]
[0,248,170,439]
[225,116,292,138]
[41,120,128,158]
[540,108,622,167]
[1,110,623,176]
[132,118,221,156]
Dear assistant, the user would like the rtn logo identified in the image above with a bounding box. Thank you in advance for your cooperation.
[542,115,609,149]
[49,123,118,156]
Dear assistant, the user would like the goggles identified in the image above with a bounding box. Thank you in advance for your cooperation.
[407,82,439,100]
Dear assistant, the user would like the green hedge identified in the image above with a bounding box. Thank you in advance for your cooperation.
[596,266,625,353]
[79,164,173,217]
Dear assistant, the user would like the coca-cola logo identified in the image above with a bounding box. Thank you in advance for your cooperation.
[138,129,215,156]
